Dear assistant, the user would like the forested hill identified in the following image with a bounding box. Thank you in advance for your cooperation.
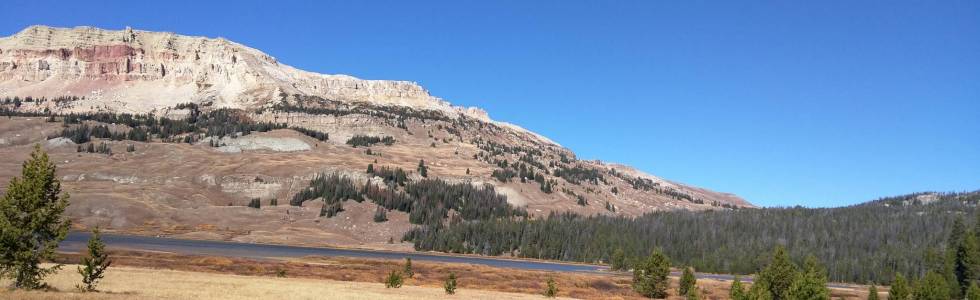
[859,190,980,207]
[406,190,980,284]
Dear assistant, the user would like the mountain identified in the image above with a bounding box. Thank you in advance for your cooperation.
[0,25,750,249]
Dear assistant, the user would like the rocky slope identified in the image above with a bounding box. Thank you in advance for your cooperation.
[0,25,750,248]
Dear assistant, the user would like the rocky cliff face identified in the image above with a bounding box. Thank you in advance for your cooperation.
[0,25,490,121]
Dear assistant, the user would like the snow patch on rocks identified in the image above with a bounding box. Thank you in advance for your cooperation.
[46,137,75,148]
[209,136,311,153]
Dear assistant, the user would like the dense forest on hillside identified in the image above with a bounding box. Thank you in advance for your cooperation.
[290,171,527,226]
[406,191,980,284]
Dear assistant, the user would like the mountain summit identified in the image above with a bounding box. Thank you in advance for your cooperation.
[0,26,749,248]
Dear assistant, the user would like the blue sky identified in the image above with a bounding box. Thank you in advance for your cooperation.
[2,1,977,207]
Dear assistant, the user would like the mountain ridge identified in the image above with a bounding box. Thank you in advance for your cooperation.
[0,25,751,249]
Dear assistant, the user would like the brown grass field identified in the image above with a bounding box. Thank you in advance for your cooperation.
[0,250,877,299]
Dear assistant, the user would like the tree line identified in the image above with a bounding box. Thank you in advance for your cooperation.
[407,191,980,284]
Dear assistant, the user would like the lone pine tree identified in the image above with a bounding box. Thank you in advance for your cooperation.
[0,144,72,289]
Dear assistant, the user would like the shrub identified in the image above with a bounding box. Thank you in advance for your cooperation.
[385,270,403,288]
[403,258,414,278]
[679,267,696,296]
[247,198,261,209]
[374,206,388,222]
[544,277,558,297]
[444,272,457,295]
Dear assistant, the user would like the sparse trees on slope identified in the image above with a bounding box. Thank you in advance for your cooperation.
[0,145,71,289]
[633,250,670,298]
[77,228,111,292]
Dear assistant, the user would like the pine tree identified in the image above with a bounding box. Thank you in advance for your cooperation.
[403,257,414,278]
[889,273,911,300]
[0,145,72,289]
[77,228,111,292]
[786,255,829,300]
[611,248,627,271]
[417,159,428,178]
[966,282,980,300]
[747,280,775,300]
[633,249,670,298]
[679,267,697,296]
[686,286,702,300]
[913,271,949,300]
[544,277,558,297]
[444,272,457,295]
[956,231,980,296]
[374,206,388,222]
[947,217,967,299]
[756,245,798,300]
[866,284,879,300]
[730,276,747,300]
[385,270,403,288]
[367,163,374,174]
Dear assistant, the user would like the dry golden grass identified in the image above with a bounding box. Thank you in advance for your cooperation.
[0,264,573,300]
[0,251,874,299]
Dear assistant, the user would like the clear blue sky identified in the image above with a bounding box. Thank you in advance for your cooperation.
[2,1,978,207]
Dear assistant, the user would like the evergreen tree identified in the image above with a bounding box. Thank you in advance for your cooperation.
[544,277,558,298]
[685,285,701,300]
[77,228,111,292]
[730,276,748,300]
[403,257,414,278]
[633,249,670,298]
[913,271,949,300]
[367,163,374,174]
[611,248,628,271]
[966,282,980,300]
[417,159,428,178]
[444,272,457,295]
[947,217,967,299]
[757,246,798,300]
[385,270,403,288]
[374,206,388,222]
[747,280,775,300]
[786,255,830,300]
[889,274,911,300]
[866,284,878,300]
[956,231,980,296]
[0,145,72,289]
[679,267,697,296]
